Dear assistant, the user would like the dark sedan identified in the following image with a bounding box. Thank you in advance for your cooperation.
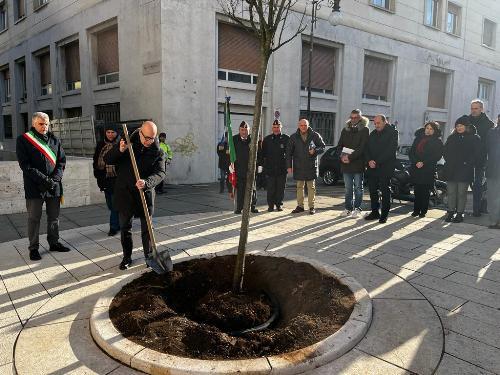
[319,146,342,185]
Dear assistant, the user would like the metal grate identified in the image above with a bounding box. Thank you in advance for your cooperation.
[300,110,336,145]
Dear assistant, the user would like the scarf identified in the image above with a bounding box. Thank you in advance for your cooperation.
[97,142,117,178]
[416,136,431,156]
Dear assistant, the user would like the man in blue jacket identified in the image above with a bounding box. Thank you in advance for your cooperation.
[16,112,70,261]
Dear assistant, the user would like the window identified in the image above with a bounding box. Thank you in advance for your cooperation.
[424,0,441,28]
[301,41,336,95]
[362,55,391,101]
[64,107,82,118]
[95,103,120,123]
[96,25,119,84]
[483,19,496,48]
[1,68,10,102]
[63,41,81,91]
[218,22,260,84]
[446,2,461,35]
[33,0,48,11]
[299,110,336,145]
[21,112,29,132]
[16,60,26,101]
[427,69,449,109]
[15,0,25,21]
[38,52,52,96]
[370,0,394,12]
[0,2,7,31]
[478,79,494,114]
[3,115,12,138]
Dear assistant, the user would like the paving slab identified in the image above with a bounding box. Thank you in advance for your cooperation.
[444,331,500,374]
[355,299,443,375]
[435,354,496,375]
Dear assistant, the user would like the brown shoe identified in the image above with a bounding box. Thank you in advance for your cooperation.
[291,206,304,214]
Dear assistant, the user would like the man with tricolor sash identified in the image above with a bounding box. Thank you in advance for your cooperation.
[16,112,70,261]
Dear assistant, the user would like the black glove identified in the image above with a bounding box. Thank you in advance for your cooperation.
[41,178,58,192]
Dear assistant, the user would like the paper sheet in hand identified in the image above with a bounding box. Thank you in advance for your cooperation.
[342,147,354,155]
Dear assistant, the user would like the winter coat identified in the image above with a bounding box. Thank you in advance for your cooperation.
[486,126,500,179]
[93,139,119,192]
[443,126,480,183]
[336,116,370,174]
[233,135,252,179]
[468,113,494,168]
[286,127,326,181]
[261,133,289,176]
[105,130,165,217]
[16,128,66,199]
[364,125,399,178]
[216,139,230,170]
[409,128,443,185]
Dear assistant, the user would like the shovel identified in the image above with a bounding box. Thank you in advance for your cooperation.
[122,124,173,274]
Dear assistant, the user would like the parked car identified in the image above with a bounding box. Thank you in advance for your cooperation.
[319,146,342,185]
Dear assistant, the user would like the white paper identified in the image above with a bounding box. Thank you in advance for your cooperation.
[342,147,354,155]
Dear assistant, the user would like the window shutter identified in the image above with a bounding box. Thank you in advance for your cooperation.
[427,70,447,109]
[218,23,260,74]
[65,41,80,82]
[97,26,119,75]
[363,56,390,98]
[40,53,51,85]
[18,0,25,18]
[301,42,335,91]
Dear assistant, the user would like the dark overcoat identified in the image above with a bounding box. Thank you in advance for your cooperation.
[286,127,326,181]
[16,128,66,199]
[364,125,399,178]
[409,128,444,185]
[105,130,165,217]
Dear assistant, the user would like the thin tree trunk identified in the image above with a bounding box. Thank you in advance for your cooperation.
[232,50,270,293]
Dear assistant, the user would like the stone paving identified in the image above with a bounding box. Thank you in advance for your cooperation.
[0,184,499,374]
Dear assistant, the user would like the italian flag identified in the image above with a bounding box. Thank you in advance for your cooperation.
[225,97,237,189]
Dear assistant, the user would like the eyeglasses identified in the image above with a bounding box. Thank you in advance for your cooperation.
[140,130,155,142]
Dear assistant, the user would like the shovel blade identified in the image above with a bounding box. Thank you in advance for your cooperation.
[145,249,173,274]
[145,256,168,274]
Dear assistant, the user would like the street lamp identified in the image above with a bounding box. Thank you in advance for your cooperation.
[306,0,342,121]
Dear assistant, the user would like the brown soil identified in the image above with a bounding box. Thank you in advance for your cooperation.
[109,255,355,360]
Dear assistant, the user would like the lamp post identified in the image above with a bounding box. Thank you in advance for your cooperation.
[306,0,342,121]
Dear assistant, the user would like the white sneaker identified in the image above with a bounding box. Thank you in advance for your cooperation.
[339,209,352,217]
[351,208,363,218]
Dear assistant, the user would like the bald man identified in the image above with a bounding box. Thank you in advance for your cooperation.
[105,121,166,270]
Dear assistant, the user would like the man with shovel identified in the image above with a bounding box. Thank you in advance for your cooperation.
[105,121,166,270]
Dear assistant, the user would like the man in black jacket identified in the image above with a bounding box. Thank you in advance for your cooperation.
[468,100,495,217]
[105,121,165,270]
[233,121,258,214]
[262,120,289,212]
[16,112,70,261]
[364,114,398,223]
[216,132,231,193]
[286,119,326,215]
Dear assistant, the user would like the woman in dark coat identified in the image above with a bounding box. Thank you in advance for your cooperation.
[442,116,480,223]
[409,122,443,218]
[93,125,120,235]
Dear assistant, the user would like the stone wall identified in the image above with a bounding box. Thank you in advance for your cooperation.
[0,158,104,214]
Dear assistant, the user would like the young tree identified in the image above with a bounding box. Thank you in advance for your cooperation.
[219,0,307,293]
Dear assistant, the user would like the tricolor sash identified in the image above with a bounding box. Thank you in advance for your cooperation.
[22,131,57,167]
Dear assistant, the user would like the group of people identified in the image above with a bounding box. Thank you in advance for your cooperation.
[17,113,173,269]
[218,99,500,228]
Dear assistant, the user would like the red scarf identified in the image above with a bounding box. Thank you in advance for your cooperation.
[416,136,431,155]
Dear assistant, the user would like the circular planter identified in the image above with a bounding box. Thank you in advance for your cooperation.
[90,254,372,374]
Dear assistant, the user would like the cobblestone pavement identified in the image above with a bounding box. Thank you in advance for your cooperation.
[0,183,498,374]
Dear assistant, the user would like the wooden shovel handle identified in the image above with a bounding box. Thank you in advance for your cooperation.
[122,124,158,257]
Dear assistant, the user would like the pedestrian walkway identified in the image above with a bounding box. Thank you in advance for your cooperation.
[1,184,499,374]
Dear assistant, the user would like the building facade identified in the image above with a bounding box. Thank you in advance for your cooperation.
[0,0,499,184]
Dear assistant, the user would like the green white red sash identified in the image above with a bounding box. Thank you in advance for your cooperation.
[22,131,57,167]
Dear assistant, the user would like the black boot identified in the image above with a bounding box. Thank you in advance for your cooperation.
[444,211,455,222]
[452,212,464,223]
[365,211,380,220]
[29,249,41,261]
[119,257,132,270]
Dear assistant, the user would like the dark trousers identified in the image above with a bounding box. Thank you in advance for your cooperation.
[266,174,286,207]
[472,167,486,215]
[119,212,152,259]
[155,161,168,193]
[368,176,391,218]
[413,183,431,215]
[104,190,120,232]
[236,177,257,211]
[26,197,61,251]
[219,168,231,193]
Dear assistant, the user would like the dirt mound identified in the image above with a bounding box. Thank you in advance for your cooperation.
[109,255,355,360]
